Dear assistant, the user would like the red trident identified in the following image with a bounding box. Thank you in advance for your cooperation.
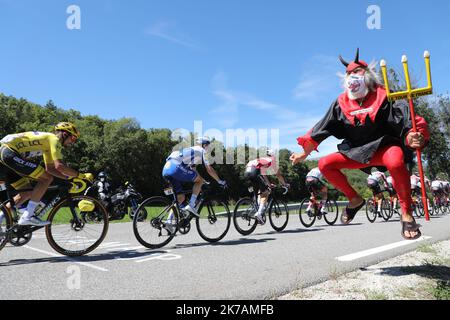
[380,51,433,221]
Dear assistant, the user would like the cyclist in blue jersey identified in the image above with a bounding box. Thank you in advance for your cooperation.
[162,137,227,232]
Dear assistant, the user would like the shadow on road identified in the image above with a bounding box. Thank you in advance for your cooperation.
[172,237,277,250]
[331,223,364,227]
[258,228,324,235]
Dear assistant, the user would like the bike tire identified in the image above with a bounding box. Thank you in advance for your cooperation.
[196,200,231,243]
[46,195,109,257]
[366,199,377,223]
[299,198,316,228]
[268,199,289,232]
[380,198,391,221]
[0,205,13,252]
[323,199,339,225]
[133,196,178,249]
[233,197,258,236]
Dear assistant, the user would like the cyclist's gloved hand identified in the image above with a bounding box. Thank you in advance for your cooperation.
[78,173,94,183]
[218,180,228,188]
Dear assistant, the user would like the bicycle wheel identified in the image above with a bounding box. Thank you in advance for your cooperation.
[380,198,392,221]
[323,199,339,225]
[299,198,316,228]
[366,199,377,223]
[46,195,109,256]
[417,198,425,217]
[196,200,231,243]
[133,196,178,249]
[0,205,13,252]
[268,199,289,232]
[233,197,258,236]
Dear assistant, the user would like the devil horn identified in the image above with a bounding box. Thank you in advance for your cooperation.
[339,55,349,67]
[355,48,360,63]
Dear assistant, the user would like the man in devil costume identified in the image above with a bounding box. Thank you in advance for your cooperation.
[290,49,429,240]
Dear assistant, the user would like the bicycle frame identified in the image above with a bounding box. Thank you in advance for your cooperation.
[249,187,275,215]
[2,181,86,234]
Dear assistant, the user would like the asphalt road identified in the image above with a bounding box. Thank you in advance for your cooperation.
[1,209,449,300]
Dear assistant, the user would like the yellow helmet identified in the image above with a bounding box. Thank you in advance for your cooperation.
[55,122,80,138]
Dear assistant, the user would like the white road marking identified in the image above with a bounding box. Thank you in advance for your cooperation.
[23,245,108,272]
[335,236,432,262]
[135,252,182,263]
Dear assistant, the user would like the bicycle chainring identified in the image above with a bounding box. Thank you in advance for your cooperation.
[9,226,33,247]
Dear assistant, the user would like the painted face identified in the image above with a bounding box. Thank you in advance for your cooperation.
[345,74,368,100]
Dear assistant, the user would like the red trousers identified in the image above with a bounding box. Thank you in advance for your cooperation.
[318,145,411,214]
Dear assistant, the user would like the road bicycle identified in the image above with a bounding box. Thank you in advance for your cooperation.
[0,176,109,256]
[233,185,289,236]
[298,195,339,228]
[133,182,231,249]
[366,191,393,223]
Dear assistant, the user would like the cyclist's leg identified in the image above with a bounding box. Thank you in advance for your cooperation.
[257,175,269,207]
[190,175,204,209]
[0,171,32,223]
[254,171,269,223]
[305,179,315,212]
[319,183,328,213]
[0,146,53,224]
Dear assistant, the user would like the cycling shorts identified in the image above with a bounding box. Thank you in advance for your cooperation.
[367,179,383,195]
[162,160,198,193]
[305,177,324,194]
[0,146,45,179]
[244,166,268,193]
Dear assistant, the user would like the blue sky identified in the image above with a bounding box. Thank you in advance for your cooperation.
[1,0,449,157]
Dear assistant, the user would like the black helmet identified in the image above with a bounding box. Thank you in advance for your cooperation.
[98,172,107,179]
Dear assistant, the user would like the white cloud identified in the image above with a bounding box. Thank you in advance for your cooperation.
[293,54,342,101]
[146,21,202,49]
[209,71,343,154]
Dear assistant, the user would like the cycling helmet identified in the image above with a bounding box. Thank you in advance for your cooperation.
[196,136,211,146]
[55,122,80,138]
[266,149,275,157]
[98,172,107,179]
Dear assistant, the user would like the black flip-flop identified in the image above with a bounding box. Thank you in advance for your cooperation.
[400,218,422,240]
[340,199,366,224]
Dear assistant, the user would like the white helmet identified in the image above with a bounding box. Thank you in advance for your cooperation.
[267,149,275,157]
[196,136,211,146]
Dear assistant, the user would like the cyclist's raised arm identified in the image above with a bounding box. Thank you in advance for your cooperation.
[275,168,287,186]
[205,164,222,183]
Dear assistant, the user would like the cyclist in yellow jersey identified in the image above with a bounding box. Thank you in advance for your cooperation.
[0,122,92,226]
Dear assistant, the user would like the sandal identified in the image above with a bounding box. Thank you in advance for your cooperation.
[340,199,366,224]
[400,217,422,240]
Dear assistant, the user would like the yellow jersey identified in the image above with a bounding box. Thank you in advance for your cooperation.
[0,132,63,165]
